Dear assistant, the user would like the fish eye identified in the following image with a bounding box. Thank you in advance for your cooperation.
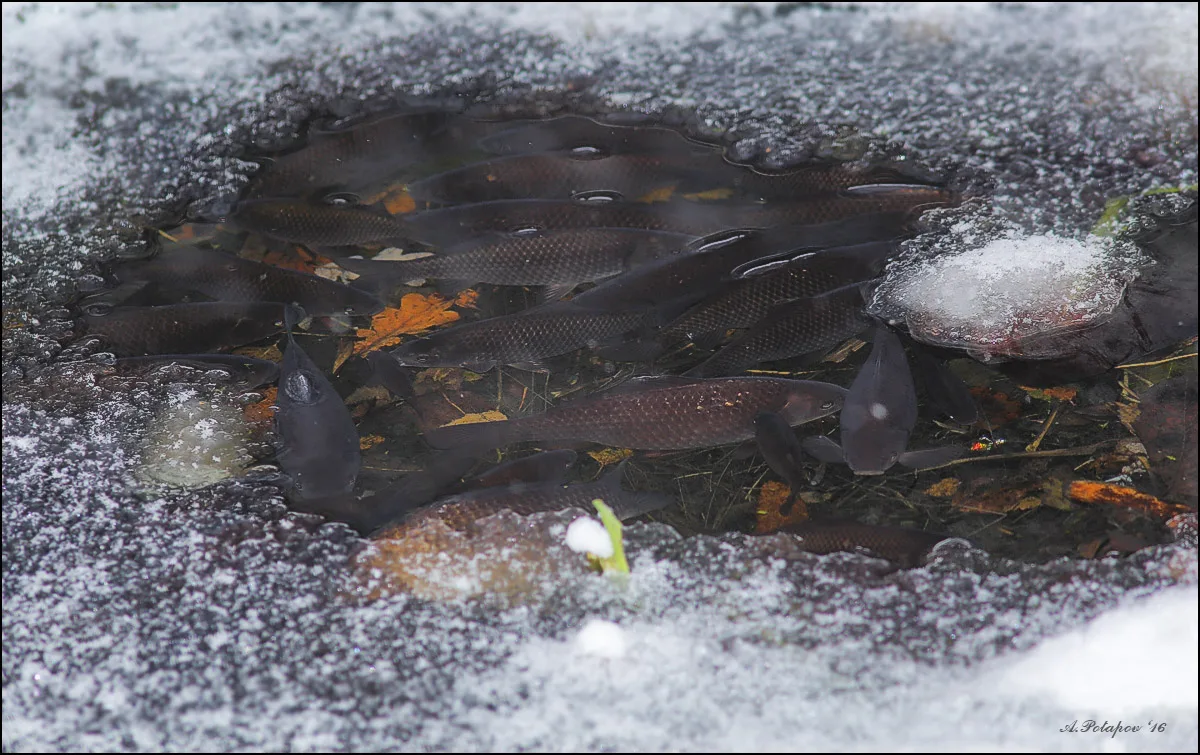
[83,302,114,317]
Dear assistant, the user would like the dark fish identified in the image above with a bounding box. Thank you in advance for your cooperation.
[336,228,695,292]
[686,284,869,377]
[365,351,414,399]
[228,198,411,248]
[397,460,672,535]
[800,435,965,472]
[463,450,579,491]
[399,199,743,246]
[840,324,918,475]
[111,245,383,315]
[425,375,847,452]
[780,520,950,568]
[661,242,894,348]
[573,219,906,317]
[407,151,735,204]
[113,353,279,387]
[907,344,979,424]
[478,115,705,156]
[245,108,480,198]
[730,185,959,228]
[274,305,360,501]
[79,302,286,356]
[725,165,941,203]
[388,301,654,372]
[754,412,809,516]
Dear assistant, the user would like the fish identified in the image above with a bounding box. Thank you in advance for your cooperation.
[837,324,918,475]
[407,151,739,205]
[660,242,894,349]
[398,198,744,246]
[724,165,943,203]
[388,460,672,536]
[79,302,286,356]
[365,351,414,399]
[111,244,384,315]
[478,115,708,156]
[779,519,950,568]
[387,301,656,372]
[424,375,847,452]
[336,227,695,294]
[244,108,482,198]
[227,198,411,248]
[754,412,810,516]
[572,219,906,323]
[273,305,361,501]
[906,343,979,424]
[461,449,579,491]
[729,184,959,228]
[113,353,280,387]
[685,284,869,377]
[800,435,964,472]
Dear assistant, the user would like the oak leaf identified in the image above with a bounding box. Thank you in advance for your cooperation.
[352,291,475,356]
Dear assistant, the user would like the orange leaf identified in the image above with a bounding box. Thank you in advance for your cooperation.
[755,480,808,534]
[924,478,960,498]
[243,386,277,424]
[365,184,417,215]
[352,291,473,356]
[259,246,334,274]
[331,338,356,374]
[453,289,479,309]
[1067,481,1189,520]
[681,187,735,201]
[1020,385,1078,402]
[359,434,386,450]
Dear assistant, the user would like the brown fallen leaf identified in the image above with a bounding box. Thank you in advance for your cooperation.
[969,387,1022,427]
[441,409,507,427]
[243,386,277,424]
[755,480,809,534]
[352,291,475,356]
[924,478,960,498]
[637,186,677,203]
[331,338,356,374]
[587,448,634,468]
[1020,385,1078,402]
[259,246,335,274]
[1067,481,1190,520]
[681,187,735,201]
[232,343,283,362]
[364,184,417,215]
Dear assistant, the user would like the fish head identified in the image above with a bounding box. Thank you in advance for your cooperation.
[839,398,910,475]
[778,381,847,426]
[280,368,327,406]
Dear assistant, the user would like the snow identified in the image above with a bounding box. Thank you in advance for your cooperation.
[869,225,1149,358]
[3,2,1198,752]
[573,618,628,659]
[566,516,614,558]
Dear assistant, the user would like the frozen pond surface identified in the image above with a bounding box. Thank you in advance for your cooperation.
[3,3,1198,751]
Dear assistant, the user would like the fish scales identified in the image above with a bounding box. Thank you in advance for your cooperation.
[688,286,868,377]
[389,303,650,371]
[731,186,958,227]
[660,242,892,345]
[400,199,739,245]
[80,302,285,356]
[113,245,382,314]
[425,376,846,451]
[230,199,410,247]
[782,520,947,567]
[343,228,694,287]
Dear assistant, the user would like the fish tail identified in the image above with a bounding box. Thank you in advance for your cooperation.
[423,418,514,451]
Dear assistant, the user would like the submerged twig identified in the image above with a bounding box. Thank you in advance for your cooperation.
[918,440,1117,472]
[1117,351,1197,369]
[1025,402,1062,452]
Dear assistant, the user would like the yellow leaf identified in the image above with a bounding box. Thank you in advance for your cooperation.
[586,448,633,467]
[359,434,386,450]
[352,291,473,356]
[440,409,507,427]
[681,187,734,201]
[924,478,960,498]
[332,338,356,374]
[637,186,676,203]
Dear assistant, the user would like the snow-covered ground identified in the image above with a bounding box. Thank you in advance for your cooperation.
[3,3,1197,751]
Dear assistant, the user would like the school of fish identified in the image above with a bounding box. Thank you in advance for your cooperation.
[72,105,1197,571]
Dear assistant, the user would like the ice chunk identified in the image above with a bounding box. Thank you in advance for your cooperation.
[870,221,1149,360]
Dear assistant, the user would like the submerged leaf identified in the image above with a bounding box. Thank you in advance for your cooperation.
[440,409,507,427]
[755,480,808,534]
[587,448,634,467]
[1068,481,1190,520]
[243,386,277,424]
[353,291,474,355]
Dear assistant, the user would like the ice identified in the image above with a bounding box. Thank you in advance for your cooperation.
[868,219,1150,359]
[4,2,1198,752]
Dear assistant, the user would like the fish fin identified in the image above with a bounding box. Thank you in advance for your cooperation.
[800,436,845,464]
[364,450,479,534]
[424,416,514,451]
[539,282,579,303]
[601,375,700,395]
[897,445,966,471]
[468,449,578,489]
[598,460,674,520]
[729,438,759,460]
[283,303,307,333]
[508,360,550,373]
[730,249,816,279]
[366,351,414,399]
